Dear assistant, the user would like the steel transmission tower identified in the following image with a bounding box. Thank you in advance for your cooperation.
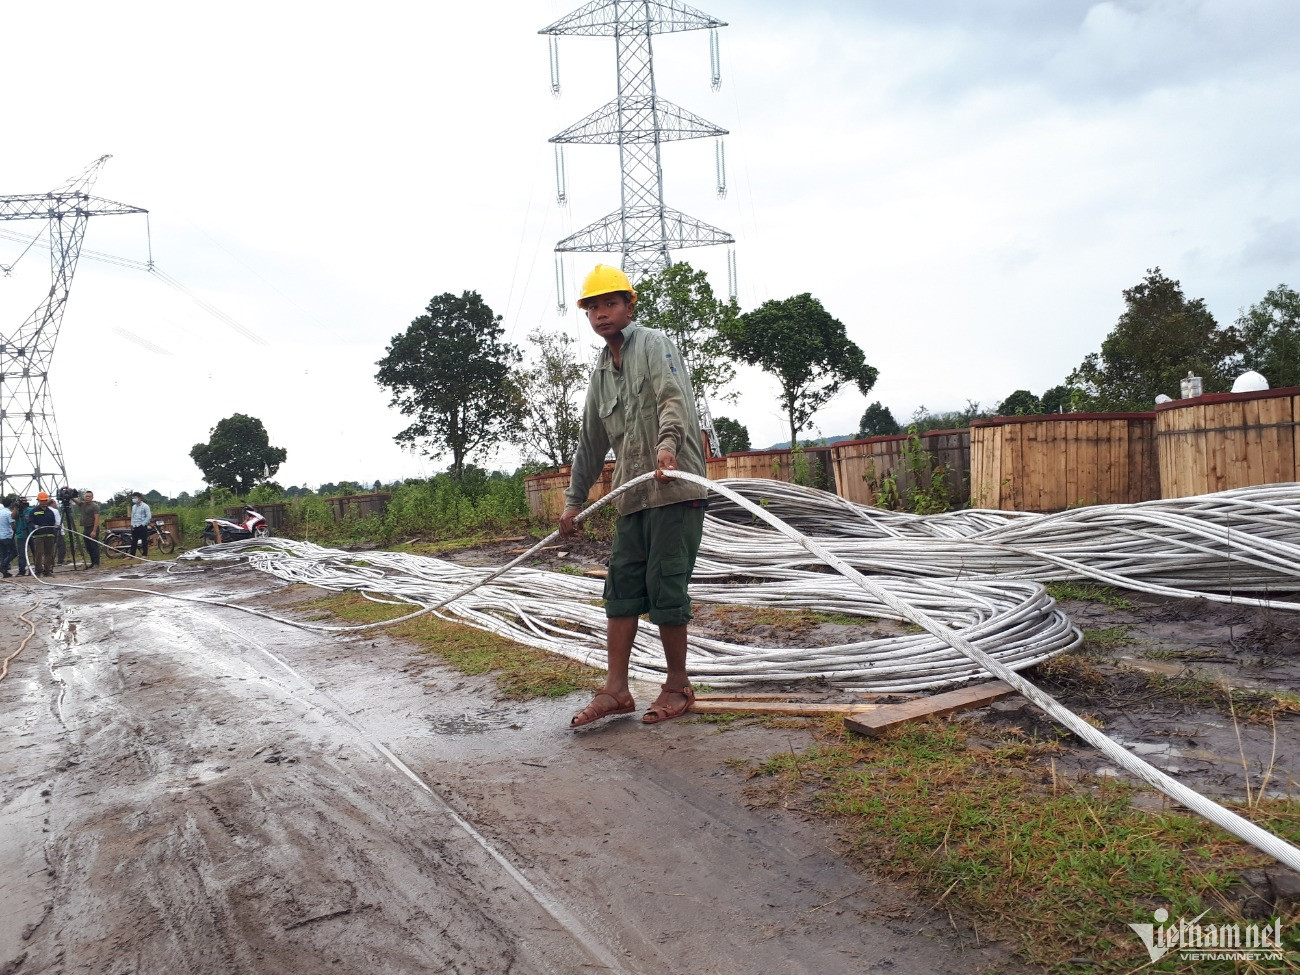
[542,0,734,287]
[542,0,735,452]
[0,156,147,498]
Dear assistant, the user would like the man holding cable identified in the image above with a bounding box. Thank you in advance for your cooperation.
[559,264,710,728]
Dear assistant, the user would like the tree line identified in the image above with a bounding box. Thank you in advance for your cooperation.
[372,262,878,477]
[856,269,1300,439]
[187,263,1300,494]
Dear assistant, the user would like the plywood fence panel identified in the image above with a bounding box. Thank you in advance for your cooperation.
[1156,389,1300,497]
[830,432,969,508]
[525,463,614,519]
[969,413,1158,512]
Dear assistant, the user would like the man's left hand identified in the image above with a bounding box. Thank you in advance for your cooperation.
[654,447,677,482]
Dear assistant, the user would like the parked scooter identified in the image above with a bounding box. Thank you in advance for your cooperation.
[203,507,271,545]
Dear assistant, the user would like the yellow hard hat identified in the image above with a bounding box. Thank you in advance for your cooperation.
[578,264,637,306]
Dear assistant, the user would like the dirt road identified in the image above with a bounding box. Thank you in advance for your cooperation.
[0,566,1024,975]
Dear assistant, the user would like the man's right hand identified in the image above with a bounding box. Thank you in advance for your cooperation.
[559,505,580,538]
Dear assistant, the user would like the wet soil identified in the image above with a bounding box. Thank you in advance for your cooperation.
[0,564,1025,975]
[3,543,1298,974]
[1023,595,1300,803]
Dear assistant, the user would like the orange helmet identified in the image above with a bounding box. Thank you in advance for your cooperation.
[37,491,50,502]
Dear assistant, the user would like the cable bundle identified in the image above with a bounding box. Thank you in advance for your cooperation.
[703,480,1300,609]
[182,538,1079,692]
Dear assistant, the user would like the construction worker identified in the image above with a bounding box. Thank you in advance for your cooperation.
[560,264,710,727]
[27,492,59,577]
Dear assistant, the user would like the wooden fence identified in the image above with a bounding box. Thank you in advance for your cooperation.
[831,430,969,509]
[524,395,1300,518]
[970,413,1159,512]
[1156,387,1300,498]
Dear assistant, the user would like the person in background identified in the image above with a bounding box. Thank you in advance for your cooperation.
[52,501,66,564]
[13,497,31,577]
[27,492,58,577]
[0,500,15,578]
[73,490,101,568]
[129,491,152,557]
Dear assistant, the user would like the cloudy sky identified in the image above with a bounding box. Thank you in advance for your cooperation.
[3,0,1297,497]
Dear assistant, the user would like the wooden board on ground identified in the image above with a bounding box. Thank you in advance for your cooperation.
[689,700,884,717]
[843,681,1017,737]
[694,692,921,702]
[686,691,926,717]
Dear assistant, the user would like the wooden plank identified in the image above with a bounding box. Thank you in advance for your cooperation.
[1006,424,1023,510]
[694,692,921,702]
[1290,393,1300,482]
[843,681,1017,737]
[689,700,885,717]
[1253,395,1284,484]
[969,426,992,508]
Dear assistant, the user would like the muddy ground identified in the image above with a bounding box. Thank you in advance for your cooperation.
[1,541,1298,975]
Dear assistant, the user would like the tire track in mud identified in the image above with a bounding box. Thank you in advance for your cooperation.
[6,592,628,975]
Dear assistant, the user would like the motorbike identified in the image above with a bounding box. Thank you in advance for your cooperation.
[102,519,177,558]
[203,507,271,545]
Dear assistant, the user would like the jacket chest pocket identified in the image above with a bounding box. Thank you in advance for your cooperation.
[599,395,625,440]
[599,375,645,443]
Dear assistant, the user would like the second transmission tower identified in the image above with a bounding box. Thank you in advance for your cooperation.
[0,156,147,498]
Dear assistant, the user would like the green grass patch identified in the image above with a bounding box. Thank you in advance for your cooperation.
[299,591,599,700]
[1045,582,1138,611]
[1082,625,1139,652]
[752,719,1300,971]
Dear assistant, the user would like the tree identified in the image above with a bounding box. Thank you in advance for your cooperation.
[1039,385,1074,415]
[1068,268,1243,410]
[724,293,878,447]
[997,389,1042,416]
[633,261,740,406]
[909,400,992,433]
[247,482,284,504]
[1237,284,1300,388]
[857,401,901,438]
[190,413,287,495]
[509,328,588,467]
[375,291,521,479]
[712,416,750,454]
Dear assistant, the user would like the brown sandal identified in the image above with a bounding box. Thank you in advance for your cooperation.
[642,683,695,724]
[570,690,636,728]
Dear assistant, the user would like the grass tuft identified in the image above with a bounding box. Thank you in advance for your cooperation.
[1044,582,1138,611]
[298,591,599,700]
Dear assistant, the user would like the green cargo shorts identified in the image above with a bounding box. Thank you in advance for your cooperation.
[604,501,706,625]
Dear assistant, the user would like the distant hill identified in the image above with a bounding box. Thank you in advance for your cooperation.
[762,433,860,450]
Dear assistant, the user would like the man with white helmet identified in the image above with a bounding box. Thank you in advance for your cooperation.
[560,264,710,727]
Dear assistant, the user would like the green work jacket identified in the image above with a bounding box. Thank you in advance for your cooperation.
[566,323,708,516]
